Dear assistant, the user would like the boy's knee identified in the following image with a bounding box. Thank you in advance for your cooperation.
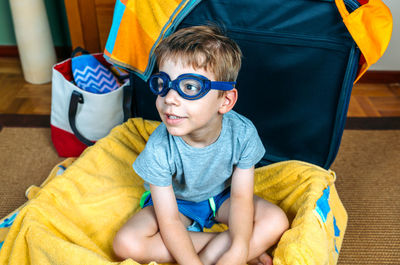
[257,204,289,238]
[113,230,145,261]
[272,206,289,235]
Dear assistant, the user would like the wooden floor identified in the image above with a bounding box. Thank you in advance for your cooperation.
[348,83,400,117]
[0,57,52,115]
[1,57,400,117]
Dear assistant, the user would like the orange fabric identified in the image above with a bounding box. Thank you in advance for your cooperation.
[105,0,192,79]
[112,11,155,73]
[335,0,393,83]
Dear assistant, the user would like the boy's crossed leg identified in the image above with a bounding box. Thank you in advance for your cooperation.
[113,206,218,263]
[113,196,288,265]
[198,195,288,265]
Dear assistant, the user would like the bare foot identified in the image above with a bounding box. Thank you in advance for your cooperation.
[248,252,273,265]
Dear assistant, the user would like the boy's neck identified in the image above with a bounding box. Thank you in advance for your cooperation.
[180,115,223,148]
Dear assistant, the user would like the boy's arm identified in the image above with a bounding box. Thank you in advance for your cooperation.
[149,184,203,265]
[216,166,255,265]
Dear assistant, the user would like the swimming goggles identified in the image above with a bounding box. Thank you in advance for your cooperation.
[148,71,236,100]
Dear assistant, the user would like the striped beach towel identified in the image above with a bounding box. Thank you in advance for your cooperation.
[104,0,202,81]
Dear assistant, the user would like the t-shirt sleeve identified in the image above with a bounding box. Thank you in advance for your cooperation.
[237,123,266,169]
[132,126,173,187]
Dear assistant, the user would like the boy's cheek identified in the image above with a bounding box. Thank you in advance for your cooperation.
[155,97,163,112]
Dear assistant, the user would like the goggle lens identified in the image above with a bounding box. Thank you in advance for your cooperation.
[150,76,165,94]
[178,78,202,97]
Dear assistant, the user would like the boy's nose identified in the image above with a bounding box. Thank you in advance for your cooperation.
[164,88,180,105]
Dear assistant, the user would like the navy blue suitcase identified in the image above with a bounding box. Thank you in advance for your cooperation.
[129,0,362,169]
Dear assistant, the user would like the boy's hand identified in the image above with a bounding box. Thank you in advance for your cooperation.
[219,166,254,265]
[216,241,248,265]
[150,184,203,265]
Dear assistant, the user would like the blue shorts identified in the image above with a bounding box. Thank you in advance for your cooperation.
[140,188,231,232]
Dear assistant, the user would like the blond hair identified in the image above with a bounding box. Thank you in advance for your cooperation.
[154,25,242,82]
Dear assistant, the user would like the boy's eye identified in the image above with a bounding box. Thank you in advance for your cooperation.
[180,79,201,95]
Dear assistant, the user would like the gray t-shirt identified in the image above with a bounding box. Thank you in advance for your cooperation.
[133,110,265,202]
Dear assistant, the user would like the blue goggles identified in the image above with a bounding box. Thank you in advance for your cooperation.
[148,71,236,100]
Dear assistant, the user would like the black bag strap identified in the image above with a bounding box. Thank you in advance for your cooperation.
[68,91,94,146]
[68,87,133,147]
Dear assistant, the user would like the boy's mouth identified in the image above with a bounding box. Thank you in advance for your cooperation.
[167,114,182,120]
[165,113,186,124]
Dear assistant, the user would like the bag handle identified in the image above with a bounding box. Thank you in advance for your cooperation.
[68,85,133,147]
[68,91,94,146]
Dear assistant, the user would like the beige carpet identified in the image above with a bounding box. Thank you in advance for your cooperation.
[331,130,400,264]
[0,127,399,264]
[0,127,63,217]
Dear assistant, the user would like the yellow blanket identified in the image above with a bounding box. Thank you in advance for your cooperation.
[0,118,347,264]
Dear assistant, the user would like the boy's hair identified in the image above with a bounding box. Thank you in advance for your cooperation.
[154,25,242,82]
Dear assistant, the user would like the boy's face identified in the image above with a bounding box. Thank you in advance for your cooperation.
[156,58,228,147]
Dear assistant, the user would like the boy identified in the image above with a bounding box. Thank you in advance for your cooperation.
[113,25,289,265]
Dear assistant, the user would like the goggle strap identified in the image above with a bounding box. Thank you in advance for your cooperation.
[210,81,236,91]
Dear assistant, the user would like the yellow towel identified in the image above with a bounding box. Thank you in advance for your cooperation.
[0,118,347,264]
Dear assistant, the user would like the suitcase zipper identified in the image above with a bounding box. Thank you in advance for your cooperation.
[229,29,350,52]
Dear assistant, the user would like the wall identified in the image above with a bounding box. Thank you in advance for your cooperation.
[370,0,400,71]
[0,0,70,47]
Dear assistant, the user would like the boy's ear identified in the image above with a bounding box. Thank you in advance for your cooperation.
[219,88,238,114]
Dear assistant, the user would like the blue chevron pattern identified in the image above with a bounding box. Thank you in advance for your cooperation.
[72,54,120,94]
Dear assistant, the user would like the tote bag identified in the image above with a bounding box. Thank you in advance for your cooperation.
[50,53,132,157]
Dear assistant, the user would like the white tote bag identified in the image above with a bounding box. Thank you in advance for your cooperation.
[50,53,132,157]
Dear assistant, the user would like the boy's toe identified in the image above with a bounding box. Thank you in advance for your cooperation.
[250,252,272,265]
[260,252,273,265]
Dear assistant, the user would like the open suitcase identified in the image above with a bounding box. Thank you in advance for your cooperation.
[0,0,392,264]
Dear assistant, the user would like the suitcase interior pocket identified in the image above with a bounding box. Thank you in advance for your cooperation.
[227,30,360,168]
